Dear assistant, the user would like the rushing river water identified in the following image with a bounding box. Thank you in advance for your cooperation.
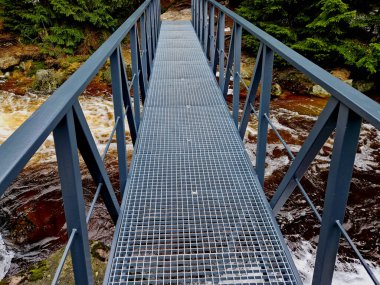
[0,91,379,283]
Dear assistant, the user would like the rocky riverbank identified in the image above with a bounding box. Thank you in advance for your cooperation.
[1,241,109,285]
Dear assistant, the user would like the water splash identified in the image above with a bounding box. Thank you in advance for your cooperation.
[289,237,380,284]
[0,91,132,165]
[0,234,14,280]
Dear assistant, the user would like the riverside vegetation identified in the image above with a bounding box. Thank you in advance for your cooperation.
[0,0,379,96]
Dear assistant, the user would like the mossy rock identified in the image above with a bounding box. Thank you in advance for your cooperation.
[28,261,48,282]
[26,61,47,77]
[5,241,109,284]
[275,69,314,95]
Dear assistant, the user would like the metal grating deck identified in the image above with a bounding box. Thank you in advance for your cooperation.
[105,21,301,285]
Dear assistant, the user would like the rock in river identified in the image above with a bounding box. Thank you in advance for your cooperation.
[0,56,20,71]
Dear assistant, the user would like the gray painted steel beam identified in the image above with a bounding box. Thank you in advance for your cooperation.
[207,0,380,129]
[130,24,141,130]
[222,23,235,98]
[239,43,263,139]
[313,104,362,285]
[53,109,93,285]
[232,24,242,127]
[111,47,129,194]
[270,98,340,213]
[72,102,120,224]
[255,45,274,186]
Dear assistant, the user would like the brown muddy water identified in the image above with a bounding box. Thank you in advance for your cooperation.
[0,91,379,283]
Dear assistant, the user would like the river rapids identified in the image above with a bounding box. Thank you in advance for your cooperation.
[0,91,379,283]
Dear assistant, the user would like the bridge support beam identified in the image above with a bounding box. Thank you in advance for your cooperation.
[72,102,120,224]
[207,5,215,63]
[139,12,148,102]
[145,10,153,78]
[203,0,208,52]
[239,44,263,139]
[215,11,225,87]
[130,24,141,130]
[222,23,235,98]
[255,45,274,186]
[232,24,242,127]
[313,104,361,285]
[53,109,93,285]
[270,98,340,214]
[111,47,130,194]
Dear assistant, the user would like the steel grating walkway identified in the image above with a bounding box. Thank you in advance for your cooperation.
[105,21,301,285]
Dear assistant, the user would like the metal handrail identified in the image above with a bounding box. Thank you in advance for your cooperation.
[0,0,152,193]
[0,0,161,283]
[207,0,380,130]
[193,0,380,284]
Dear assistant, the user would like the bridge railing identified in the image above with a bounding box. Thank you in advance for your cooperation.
[0,0,161,283]
[192,0,380,284]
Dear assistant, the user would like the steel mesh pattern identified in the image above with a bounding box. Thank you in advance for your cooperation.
[106,21,299,285]
[160,25,194,31]
[155,48,206,62]
[157,39,202,49]
[161,21,190,25]
[146,79,225,106]
[109,152,297,285]
[136,106,242,154]
[159,31,198,40]
[151,62,212,80]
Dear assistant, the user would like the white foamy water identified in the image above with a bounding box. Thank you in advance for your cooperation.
[290,238,380,284]
[0,91,132,165]
[0,234,14,280]
[0,91,133,279]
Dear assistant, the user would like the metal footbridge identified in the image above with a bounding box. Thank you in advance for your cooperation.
[0,0,379,284]
[105,20,300,284]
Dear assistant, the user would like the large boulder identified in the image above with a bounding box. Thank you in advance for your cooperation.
[275,69,314,96]
[0,56,20,71]
[33,69,58,93]
[311,77,353,98]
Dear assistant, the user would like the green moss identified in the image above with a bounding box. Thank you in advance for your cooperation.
[5,241,110,284]
[26,61,47,77]
[28,260,48,282]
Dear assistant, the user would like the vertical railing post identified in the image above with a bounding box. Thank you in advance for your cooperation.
[313,104,362,285]
[195,0,199,36]
[53,109,93,285]
[208,5,215,62]
[222,23,235,98]
[110,47,128,192]
[119,51,137,144]
[200,0,203,43]
[140,12,149,91]
[146,7,153,77]
[154,0,158,47]
[203,0,208,51]
[255,45,274,186]
[217,11,225,87]
[130,24,141,130]
[197,0,201,38]
[150,3,156,57]
[157,0,161,31]
[232,23,242,127]
[191,0,195,27]
[136,35,146,105]
[239,43,264,139]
